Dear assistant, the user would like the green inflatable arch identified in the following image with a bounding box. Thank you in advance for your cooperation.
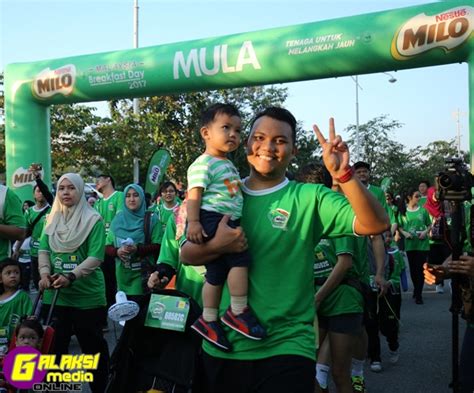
[4,1,474,201]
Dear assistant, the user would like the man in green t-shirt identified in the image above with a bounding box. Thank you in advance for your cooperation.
[95,174,124,320]
[180,107,389,393]
[0,185,26,261]
[148,207,205,307]
[13,178,52,290]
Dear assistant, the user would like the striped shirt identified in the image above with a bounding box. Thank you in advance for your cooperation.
[187,154,243,220]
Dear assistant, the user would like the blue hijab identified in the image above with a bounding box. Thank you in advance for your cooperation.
[111,184,155,244]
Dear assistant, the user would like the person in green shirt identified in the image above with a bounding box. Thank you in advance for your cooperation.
[418,180,430,207]
[397,188,431,304]
[148,202,205,306]
[38,173,109,393]
[95,174,124,326]
[154,181,181,234]
[180,107,390,393]
[0,185,26,262]
[0,259,32,356]
[105,184,162,301]
[13,172,53,291]
[365,232,403,372]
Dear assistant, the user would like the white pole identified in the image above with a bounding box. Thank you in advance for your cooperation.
[132,0,140,183]
[355,75,360,162]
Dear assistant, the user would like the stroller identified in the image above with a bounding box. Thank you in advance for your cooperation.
[106,289,203,393]
[0,289,58,393]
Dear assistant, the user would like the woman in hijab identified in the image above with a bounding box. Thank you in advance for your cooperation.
[38,173,109,393]
[105,184,162,302]
[425,185,451,293]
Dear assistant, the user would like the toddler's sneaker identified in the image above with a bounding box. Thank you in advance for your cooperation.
[191,316,232,352]
[370,361,382,372]
[221,307,266,340]
[351,375,367,393]
[436,284,444,294]
[389,350,399,364]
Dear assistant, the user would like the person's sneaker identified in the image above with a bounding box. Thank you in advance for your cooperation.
[191,317,232,351]
[221,307,266,340]
[370,361,382,372]
[351,375,367,393]
[318,385,329,393]
[389,350,399,364]
[436,284,444,294]
[415,297,424,305]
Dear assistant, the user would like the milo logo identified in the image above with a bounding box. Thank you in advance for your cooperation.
[32,64,76,99]
[391,6,473,60]
[149,165,161,185]
[267,208,290,230]
[12,167,44,188]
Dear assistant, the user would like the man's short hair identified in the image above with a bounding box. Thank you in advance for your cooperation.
[295,163,332,188]
[200,103,241,127]
[418,180,430,187]
[353,161,371,171]
[249,107,297,144]
[98,174,115,189]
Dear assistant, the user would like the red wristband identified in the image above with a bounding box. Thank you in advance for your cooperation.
[335,166,354,184]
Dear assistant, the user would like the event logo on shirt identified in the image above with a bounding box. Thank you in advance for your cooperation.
[267,208,290,230]
[391,6,473,60]
[53,258,63,270]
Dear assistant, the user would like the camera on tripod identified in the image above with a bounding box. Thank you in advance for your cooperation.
[437,157,473,202]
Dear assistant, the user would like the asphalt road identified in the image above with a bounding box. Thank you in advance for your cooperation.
[363,284,456,393]
[68,281,459,393]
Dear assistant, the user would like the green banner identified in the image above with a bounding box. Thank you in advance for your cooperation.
[380,177,393,192]
[144,149,171,196]
[4,1,474,200]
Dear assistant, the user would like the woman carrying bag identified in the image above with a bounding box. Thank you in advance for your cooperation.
[38,173,109,393]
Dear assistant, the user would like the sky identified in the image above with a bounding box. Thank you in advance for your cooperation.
[0,0,470,153]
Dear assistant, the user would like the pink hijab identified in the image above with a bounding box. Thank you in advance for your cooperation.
[424,186,443,218]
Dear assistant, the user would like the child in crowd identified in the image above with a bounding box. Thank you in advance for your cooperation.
[13,237,32,293]
[14,318,44,349]
[0,259,32,356]
[187,103,265,351]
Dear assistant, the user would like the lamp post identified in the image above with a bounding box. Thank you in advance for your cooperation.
[132,0,140,184]
[352,72,397,161]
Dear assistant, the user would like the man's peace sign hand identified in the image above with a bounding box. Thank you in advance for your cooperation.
[313,118,350,179]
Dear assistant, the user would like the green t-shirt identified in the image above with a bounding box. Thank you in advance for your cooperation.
[314,237,364,317]
[155,200,181,235]
[158,215,205,307]
[94,191,124,235]
[106,215,163,296]
[24,205,50,257]
[204,179,356,361]
[39,220,106,309]
[0,290,32,355]
[368,184,390,216]
[0,188,27,260]
[419,196,427,207]
[398,206,431,251]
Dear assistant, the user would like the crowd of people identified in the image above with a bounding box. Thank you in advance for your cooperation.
[0,104,472,393]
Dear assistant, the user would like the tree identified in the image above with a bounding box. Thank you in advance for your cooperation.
[101,86,290,186]
[0,72,5,177]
